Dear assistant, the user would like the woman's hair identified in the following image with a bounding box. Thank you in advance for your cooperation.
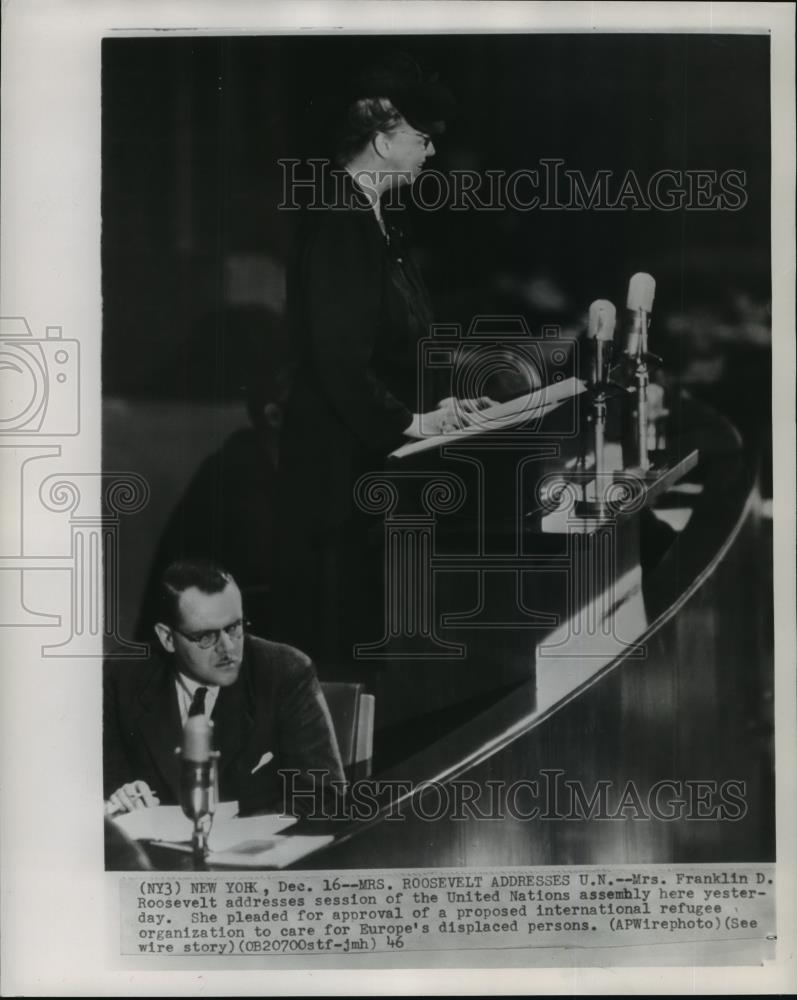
[314,52,451,165]
[333,95,403,166]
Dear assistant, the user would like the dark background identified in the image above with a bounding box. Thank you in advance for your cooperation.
[101,33,772,633]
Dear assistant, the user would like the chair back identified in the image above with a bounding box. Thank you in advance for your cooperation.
[320,682,375,781]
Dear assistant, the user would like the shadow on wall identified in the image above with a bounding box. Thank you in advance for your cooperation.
[104,296,291,646]
[134,425,278,642]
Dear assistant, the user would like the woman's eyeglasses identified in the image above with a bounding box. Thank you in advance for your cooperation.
[394,129,434,150]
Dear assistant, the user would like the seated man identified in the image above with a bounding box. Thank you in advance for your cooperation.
[104,558,345,817]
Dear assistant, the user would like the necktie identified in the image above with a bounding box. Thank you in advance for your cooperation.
[188,686,208,718]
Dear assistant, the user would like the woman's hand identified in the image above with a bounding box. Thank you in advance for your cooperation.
[404,409,465,438]
[404,396,493,437]
[404,395,498,438]
[437,396,495,415]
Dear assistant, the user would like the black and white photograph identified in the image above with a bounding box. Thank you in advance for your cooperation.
[1,1,795,994]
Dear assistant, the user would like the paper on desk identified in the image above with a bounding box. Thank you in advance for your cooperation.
[208,835,334,870]
[112,803,296,848]
[209,813,297,851]
[113,803,213,842]
[390,376,586,459]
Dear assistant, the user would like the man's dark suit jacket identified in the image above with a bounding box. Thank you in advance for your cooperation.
[103,635,346,816]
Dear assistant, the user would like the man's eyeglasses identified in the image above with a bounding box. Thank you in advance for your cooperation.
[173,618,249,649]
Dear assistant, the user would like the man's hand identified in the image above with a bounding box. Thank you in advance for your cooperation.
[105,780,159,816]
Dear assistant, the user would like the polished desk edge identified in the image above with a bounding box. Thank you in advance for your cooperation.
[301,404,754,854]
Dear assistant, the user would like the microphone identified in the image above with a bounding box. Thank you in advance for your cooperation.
[624,272,656,356]
[179,715,218,856]
[574,300,617,518]
[183,713,212,760]
[586,299,617,387]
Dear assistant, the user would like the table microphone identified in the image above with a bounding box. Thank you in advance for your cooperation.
[587,299,617,386]
[624,272,656,357]
[575,299,620,517]
[178,715,219,859]
[623,272,657,472]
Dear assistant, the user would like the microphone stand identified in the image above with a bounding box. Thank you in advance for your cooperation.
[634,307,651,473]
[177,748,220,866]
[621,308,667,479]
[575,343,625,518]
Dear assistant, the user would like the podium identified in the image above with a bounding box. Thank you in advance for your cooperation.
[293,395,772,870]
[351,379,698,770]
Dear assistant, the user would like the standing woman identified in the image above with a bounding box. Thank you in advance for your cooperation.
[274,55,460,671]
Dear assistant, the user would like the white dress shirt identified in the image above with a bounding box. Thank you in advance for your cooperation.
[174,672,220,727]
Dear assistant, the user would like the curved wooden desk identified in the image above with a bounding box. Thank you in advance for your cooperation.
[294,394,774,868]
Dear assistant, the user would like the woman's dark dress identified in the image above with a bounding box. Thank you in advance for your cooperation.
[275,173,435,672]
